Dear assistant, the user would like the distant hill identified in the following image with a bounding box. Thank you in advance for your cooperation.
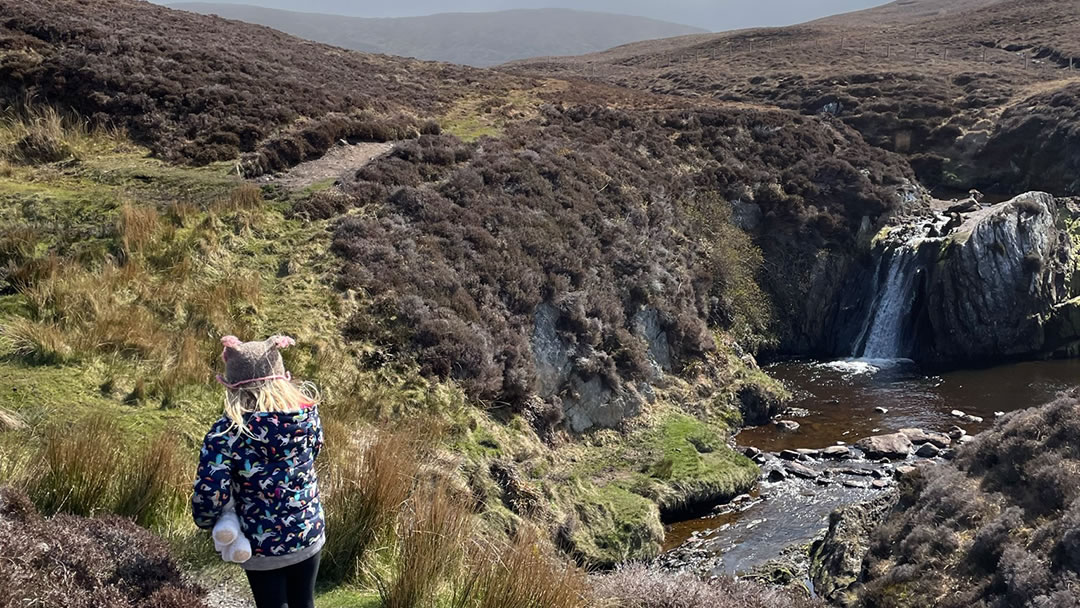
[510,0,1080,196]
[167,4,707,66]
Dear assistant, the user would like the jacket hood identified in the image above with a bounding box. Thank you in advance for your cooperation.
[238,407,317,462]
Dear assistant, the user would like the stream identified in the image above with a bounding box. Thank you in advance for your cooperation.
[661,357,1080,576]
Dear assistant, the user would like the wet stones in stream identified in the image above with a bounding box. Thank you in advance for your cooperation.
[854,432,913,459]
[661,427,967,577]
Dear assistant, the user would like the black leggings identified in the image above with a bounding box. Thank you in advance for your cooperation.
[245,552,321,608]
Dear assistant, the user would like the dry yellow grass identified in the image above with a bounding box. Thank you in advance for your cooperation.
[117,202,162,257]
[378,481,474,608]
[456,529,591,608]
[322,429,420,584]
[0,407,25,431]
[113,431,191,527]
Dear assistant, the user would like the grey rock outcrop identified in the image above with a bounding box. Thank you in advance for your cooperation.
[809,490,900,606]
[915,192,1075,362]
[853,193,1080,363]
[899,428,950,449]
[531,303,667,432]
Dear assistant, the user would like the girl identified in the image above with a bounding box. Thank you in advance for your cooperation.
[192,335,325,608]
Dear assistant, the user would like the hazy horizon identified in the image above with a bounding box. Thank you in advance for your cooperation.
[155,0,894,32]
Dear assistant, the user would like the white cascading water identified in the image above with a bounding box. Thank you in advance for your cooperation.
[857,245,920,359]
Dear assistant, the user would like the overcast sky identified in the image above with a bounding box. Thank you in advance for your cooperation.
[158,0,892,31]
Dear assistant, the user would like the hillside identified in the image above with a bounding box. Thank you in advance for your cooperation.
[810,391,1080,608]
[510,0,1080,198]
[0,0,523,166]
[0,0,919,595]
[168,4,707,67]
[3,0,1080,606]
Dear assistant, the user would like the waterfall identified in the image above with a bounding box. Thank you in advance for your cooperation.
[855,245,920,360]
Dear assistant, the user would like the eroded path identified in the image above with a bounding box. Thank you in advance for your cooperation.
[256,141,395,190]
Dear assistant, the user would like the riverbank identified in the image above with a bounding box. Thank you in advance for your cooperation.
[657,357,1080,579]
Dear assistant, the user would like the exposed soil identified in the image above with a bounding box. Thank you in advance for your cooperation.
[259,141,395,190]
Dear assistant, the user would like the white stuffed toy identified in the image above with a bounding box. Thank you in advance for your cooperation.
[212,500,252,563]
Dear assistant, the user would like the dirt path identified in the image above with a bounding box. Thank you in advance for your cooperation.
[259,141,395,190]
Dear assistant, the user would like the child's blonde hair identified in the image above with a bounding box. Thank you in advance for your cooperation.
[223,378,321,434]
[214,334,322,434]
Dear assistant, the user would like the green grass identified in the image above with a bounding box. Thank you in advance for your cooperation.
[316,588,383,608]
[0,111,784,605]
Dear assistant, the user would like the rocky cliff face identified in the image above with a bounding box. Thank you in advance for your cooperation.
[913,192,1075,362]
[855,192,1080,364]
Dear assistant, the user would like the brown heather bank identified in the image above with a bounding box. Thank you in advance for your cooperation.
[509,0,1080,197]
[0,0,524,165]
[809,390,1080,608]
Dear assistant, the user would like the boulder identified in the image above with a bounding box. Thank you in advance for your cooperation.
[785,461,820,480]
[916,443,941,458]
[823,445,852,459]
[894,464,918,477]
[874,406,889,414]
[899,428,951,449]
[810,490,900,605]
[767,467,788,482]
[779,450,802,461]
[775,420,801,432]
[855,433,913,459]
[945,198,979,214]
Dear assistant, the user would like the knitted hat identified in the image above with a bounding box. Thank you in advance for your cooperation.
[216,335,295,389]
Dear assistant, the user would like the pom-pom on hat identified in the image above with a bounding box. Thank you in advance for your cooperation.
[217,335,295,389]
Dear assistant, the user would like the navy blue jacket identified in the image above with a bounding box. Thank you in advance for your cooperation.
[192,405,325,558]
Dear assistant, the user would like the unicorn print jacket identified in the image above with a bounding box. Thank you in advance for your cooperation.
[192,405,325,570]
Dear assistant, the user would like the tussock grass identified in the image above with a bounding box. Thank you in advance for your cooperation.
[24,417,190,524]
[0,104,127,165]
[118,202,162,257]
[3,317,75,364]
[375,481,474,608]
[113,431,192,527]
[0,407,25,431]
[3,104,76,164]
[455,529,590,608]
[218,183,264,212]
[6,183,269,405]
[33,417,123,517]
[322,430,420,585]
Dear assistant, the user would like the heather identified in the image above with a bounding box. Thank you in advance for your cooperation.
[331,105,910,409]
[857,390,1080,608]
[593,564,824,608]
[0,486,207,608]
[0,0,522,165]
[510,0,1080,195]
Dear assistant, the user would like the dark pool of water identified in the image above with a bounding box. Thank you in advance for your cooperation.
[737,358,1080,452]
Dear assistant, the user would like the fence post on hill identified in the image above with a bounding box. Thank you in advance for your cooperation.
[944,48,948,61]
[886,44,891,58]
[981,47,986,62]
